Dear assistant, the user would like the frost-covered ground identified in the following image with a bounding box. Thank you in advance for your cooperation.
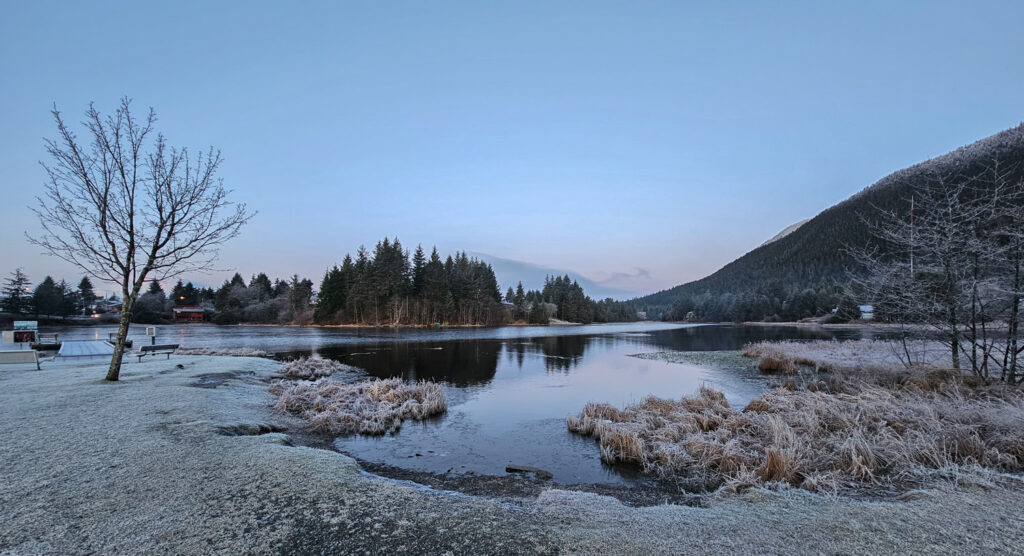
[742,338,956,372]
[2,355,1024,553]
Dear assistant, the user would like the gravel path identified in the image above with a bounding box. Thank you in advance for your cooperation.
[2,355,1023,554]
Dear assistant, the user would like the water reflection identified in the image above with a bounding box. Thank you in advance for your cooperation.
[278,324,883,388]
[312,341,503,386]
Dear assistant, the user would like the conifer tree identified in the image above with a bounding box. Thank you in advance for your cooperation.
[249,273,273,301]
[59,279,79,316]
[412,244,426,296]
[32,276,61,316]
[1,269,32,315]
[78,276,96,314]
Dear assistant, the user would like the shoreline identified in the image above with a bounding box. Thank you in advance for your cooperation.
[4,354,1024,553]
[45,320,626,330]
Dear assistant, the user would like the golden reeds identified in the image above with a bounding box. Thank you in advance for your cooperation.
[568,369,1024,493]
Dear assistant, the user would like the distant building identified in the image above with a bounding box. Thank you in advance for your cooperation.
[172,306,206,322]
[636,311,647,320]
[859,305,874,320]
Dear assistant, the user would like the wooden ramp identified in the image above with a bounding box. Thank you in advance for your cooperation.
[58,341,115,357]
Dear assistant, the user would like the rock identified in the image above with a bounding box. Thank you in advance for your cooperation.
[505,465,553,480]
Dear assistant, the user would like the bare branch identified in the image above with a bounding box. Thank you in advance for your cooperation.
[27,98,253,381]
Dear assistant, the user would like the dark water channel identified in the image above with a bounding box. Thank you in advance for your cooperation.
[51,321,884,485]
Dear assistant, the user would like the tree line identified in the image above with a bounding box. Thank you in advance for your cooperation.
[315,238,506,326]
[314,238,641,326]
[0,266,314,326]
[6,240,642,327]
[503,275,640,324]
[660,282,861,323]
[1,268,101,317]
[133,273,314,325]
[210,273,313,324]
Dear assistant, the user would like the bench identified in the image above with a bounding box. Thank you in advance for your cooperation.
[0,350,41,370]
[33,333,61,351]
[137,344,180,362]
[108,332,133,348]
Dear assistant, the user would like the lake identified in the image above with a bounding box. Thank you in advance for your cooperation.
[49,321,881,485]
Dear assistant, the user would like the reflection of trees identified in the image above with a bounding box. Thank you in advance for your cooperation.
[549,335,586,373]
[533,335,590,373]
[276,325,900,388]
[503,342,528,369]
[311,340,502,387]
[500,336,590,373]
[503,341,529,371]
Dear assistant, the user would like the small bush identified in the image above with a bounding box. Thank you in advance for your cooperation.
[758,356,796,374]
[280,356,354,379]
[272,378,447,435]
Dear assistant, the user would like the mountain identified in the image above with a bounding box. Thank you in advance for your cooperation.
[635,123,1024,320]
[760,219,810,247]
[468,253,636,300]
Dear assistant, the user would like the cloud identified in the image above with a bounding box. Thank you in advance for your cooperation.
[595,268,656,292]
[468,252,645,300]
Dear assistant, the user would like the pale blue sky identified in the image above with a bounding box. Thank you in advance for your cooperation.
[2,1,1023,297]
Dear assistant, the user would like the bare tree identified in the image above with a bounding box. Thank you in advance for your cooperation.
[852,161,1024,382]
[29,98,252,381]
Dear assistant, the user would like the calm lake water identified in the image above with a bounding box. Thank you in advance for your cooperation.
[50,321,881,485]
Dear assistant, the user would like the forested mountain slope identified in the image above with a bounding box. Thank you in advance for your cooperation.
[760,218,810,247]
[637,123,1024,321]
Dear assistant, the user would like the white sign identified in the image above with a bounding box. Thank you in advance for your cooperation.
[13,321,38,330]
[145,327,157,337]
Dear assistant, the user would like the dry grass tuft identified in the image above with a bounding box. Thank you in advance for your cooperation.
[758,356,796,374]
[743,399,773,413]
[280,356,356,379]
[568,369,1024,493]
[742,339,953,377]
[272,378,447,435]
[175,347,270,357]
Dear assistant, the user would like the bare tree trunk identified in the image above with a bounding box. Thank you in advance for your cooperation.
[106,297,134,381]
[898,323,914,367]
[949,305,961,371]
[1009,256,1021,383]
[968,254,980,375]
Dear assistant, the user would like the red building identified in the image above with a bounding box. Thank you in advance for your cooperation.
[172,306,206,322]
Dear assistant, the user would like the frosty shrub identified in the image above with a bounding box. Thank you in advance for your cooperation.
[280,356,356,379]
[272,378,447,435]
[568,372,1024,493]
